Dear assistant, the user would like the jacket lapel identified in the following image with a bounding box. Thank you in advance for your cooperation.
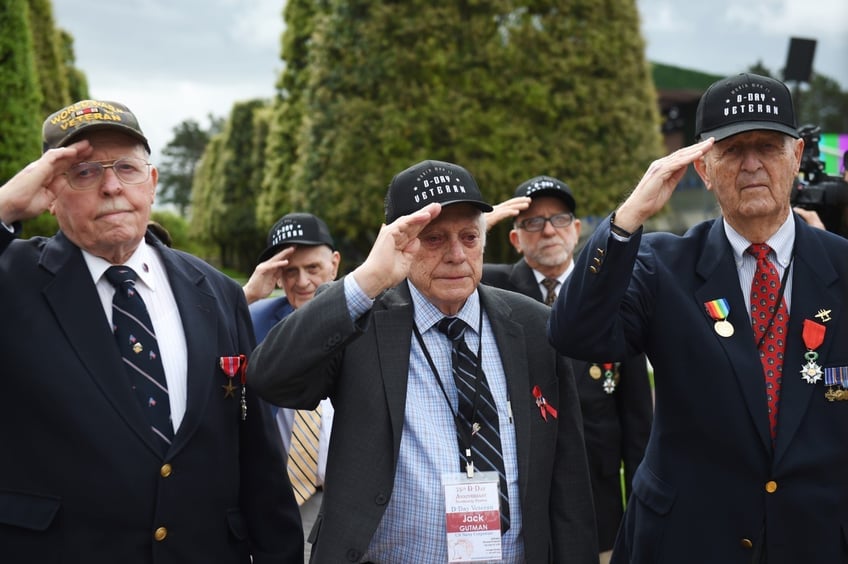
[510,260,544,302]
[40,233,162,454]
[478,287,531,505]
[694,220,772,453]
[154,240,218,457]
[773,218,841,464]
[373,284,415,458]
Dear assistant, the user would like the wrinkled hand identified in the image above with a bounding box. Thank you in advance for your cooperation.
[243,246,295,305]
[484,196,531,230]
[793,207,826,231]
[352,203,441,298]
[0,140,92,224]
[614,138,715,232]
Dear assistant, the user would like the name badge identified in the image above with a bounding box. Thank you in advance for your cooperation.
[442,471,502,562]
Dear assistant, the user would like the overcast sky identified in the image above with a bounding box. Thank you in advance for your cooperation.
[53,0,847,164]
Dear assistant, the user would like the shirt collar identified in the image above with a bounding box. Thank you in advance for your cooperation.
[84,241,158,291]
[723,213,795,268]
[408,280,480,335]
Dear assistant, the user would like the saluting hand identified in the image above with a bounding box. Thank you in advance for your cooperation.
[0,140,93,224]
[352,203,441,298]
[614,138,715,233]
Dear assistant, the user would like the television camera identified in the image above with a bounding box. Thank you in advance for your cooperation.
[790,124,848,238]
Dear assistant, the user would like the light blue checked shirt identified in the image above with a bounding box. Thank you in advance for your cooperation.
[344,276,524,563]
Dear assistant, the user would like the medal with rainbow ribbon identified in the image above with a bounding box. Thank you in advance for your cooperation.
[704,298,734,337]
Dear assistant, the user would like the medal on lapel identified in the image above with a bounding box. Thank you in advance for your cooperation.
[219,354,249,419]
[704,298,734,337]
[824,367,848,401]
[800,319,826,384]
[602,363,619,394]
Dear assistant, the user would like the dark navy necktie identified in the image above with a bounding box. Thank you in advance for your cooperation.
[105,265,173,453]
[437,316,510,533]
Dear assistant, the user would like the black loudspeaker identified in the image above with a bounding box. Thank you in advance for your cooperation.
[784,37,817,82]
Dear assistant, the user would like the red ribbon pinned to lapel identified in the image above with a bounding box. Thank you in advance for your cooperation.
[532,385,558,421]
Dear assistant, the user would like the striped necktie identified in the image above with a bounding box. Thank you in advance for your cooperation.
[437,317,510,533]
[288,405,322,505]
[105,265,173,453]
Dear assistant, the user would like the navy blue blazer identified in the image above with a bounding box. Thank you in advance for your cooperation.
[0,228,302,564]
[483,259,653,550]
[250,295,294,343]
[549,214,848,564]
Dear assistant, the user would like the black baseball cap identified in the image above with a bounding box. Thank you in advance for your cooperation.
[384,160,493,223]
[695,73,799,142]
[258,213,335,263]
[513,175,576,214]
[42,99,151,153]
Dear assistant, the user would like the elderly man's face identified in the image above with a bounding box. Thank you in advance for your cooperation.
[280,244,340,309]
[509,195,581,275]
[49,130,156,264]
[696,130,803,229]
[408,204,485,316]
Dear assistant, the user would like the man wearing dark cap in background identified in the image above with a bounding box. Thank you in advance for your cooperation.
[0,100,303,563]
[483,176,653,564]
[248,160,598,563]
[550,73,848,563]
[243,212,340,506]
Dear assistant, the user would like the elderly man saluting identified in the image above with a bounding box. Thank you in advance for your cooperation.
[249,160,598,563]
[549,73,848,564]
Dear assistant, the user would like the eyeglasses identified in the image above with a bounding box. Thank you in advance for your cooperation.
[516,212,575,232]
[64,157,151,190]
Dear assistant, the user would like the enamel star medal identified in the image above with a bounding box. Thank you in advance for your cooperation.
[800,319,826,384]
[602,363,618,394]
[704,298,734,337]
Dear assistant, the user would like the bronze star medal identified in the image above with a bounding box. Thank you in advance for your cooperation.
[222,379,237,398]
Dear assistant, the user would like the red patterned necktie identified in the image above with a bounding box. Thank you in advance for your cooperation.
[747,244,788,441]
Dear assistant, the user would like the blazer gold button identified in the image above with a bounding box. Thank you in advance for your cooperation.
[765,480,777,493]
[160,464,172,478]
[740,538,753,549]
[589,266,598,274]
[154,527,168,541]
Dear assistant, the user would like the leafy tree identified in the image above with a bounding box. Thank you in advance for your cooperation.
[258,0,324,229]
[158,116,223,216]
[58,29,89,102]
[0,0,43,184]
[26,0,70,116]
[284,0,663,266]
[190,100,269,273]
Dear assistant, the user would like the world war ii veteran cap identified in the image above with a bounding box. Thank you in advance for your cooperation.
[513,175,577,214]
[258,212,335,263]
[42,99,151,153]
[695,73,799,142]
[384,160,493,223]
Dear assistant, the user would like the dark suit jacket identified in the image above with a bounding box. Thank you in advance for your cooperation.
[0,229,303,564]
[483,259,653,550]
[249,279,598,563]
[549,214,848,564]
